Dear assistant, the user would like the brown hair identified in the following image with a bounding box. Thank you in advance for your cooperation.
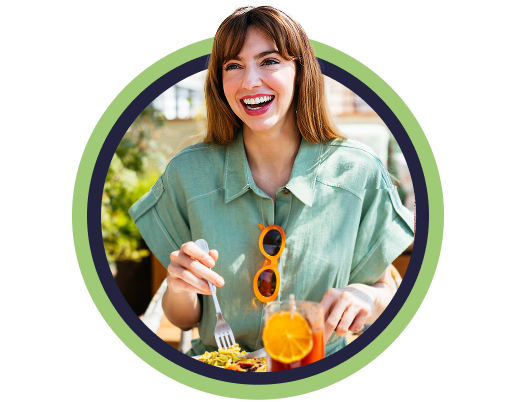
[204,6,345,145]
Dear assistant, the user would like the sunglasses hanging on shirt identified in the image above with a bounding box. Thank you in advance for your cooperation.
[253,223,285,303]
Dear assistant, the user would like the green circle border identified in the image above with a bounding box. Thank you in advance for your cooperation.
[72,38,443,398]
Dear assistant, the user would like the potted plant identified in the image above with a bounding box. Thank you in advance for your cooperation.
[102,105,166,315]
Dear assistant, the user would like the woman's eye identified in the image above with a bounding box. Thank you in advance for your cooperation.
[224,64,240,71]
[262,59,279,66]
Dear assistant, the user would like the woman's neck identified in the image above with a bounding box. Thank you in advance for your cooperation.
[242,118,301,201]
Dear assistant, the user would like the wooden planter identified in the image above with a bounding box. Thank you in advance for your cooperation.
[114,256,153,316]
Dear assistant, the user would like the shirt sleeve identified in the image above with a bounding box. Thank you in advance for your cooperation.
[348,186,414,285]
[128,165,191,269]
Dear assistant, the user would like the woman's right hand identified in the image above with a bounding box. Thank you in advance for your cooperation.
[167,241,224,295]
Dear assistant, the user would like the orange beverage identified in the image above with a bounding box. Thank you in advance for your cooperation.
[267,330,325,371]
[263,298,325,371]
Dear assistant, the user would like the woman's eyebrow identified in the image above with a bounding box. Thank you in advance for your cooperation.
[254,50,279,59]
[228,50,279,62]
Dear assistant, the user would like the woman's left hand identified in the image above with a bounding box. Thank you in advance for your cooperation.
[320,286,375,344]
[320,266,397,343]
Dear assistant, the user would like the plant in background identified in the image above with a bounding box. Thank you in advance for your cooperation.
[102,105,167,264]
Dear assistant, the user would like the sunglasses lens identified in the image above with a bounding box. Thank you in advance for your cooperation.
[257,269,277,297]
[262,230,282,256]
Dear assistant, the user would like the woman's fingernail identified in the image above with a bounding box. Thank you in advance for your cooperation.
[207,258,215,266]
[216,278,224,286]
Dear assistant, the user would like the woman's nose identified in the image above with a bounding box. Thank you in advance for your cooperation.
[241,65,261,90]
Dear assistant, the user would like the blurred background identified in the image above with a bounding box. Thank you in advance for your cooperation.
[102,70,414,349]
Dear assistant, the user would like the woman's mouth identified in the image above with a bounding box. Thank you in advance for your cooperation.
[240,95,275,116]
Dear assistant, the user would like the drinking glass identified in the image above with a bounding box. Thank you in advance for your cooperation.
[264,300,325,371]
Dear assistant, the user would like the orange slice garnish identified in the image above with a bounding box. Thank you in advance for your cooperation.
[262,311,313,364]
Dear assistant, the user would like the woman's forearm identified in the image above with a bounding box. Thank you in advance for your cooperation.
[162,283,202,330]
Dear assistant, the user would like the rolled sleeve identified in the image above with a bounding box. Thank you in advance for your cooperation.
[128,170,191,269]
[349,187,414,285]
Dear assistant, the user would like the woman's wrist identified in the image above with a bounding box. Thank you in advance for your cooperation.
[162,287,201,330]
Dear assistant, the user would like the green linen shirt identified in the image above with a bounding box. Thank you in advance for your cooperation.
[129,131,415,357]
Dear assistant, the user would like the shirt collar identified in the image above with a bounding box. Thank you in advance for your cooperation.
[223,129,322,206]
[224,130,253,203]
[285,138,322,206]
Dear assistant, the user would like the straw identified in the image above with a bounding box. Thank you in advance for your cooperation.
[289,294,296,319]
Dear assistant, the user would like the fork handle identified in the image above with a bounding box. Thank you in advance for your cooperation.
[207,281,223,315]
[195,239,223,316]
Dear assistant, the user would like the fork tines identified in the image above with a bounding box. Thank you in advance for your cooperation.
[216,331,236,350]
[194,240,237,351]
[214,319,237,350]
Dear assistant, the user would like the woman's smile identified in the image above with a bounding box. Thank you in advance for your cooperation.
[240,94,275,116]
[222,26,296,134]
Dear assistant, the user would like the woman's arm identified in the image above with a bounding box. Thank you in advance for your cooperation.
[321,265,396,343]
[162,282,202,331]
[162,242,224,331]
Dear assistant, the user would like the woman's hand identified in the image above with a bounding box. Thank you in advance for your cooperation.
[320,266,397,344]
[167,241,225,295]
[321,287,374,343]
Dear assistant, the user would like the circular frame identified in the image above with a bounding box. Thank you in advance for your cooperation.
[72,38,443,398]
[253,265,281,303]
[258,224,286,260]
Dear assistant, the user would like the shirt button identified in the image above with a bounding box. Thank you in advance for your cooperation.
[283,189,290,194]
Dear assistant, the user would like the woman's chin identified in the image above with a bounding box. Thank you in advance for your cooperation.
[242,118,279,134]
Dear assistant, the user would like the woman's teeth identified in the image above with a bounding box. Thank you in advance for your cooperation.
[242,96,274,109]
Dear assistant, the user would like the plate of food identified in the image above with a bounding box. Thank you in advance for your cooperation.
[193,344,267,372]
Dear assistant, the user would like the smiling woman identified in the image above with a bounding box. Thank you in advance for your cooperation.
[222,26,297,133]
[205,6,342,145]
[128,5,415,362]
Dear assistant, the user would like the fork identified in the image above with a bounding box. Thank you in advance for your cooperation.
[194,239,236,350]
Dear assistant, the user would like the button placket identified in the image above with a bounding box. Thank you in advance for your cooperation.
[275,188,293,232]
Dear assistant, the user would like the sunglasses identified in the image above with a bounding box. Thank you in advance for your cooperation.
[253,223,286,303]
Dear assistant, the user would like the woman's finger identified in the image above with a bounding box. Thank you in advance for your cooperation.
[176,251,225,287]
[168,264,212,294]
[180,241,216,268]
[168,277,212,295]
[336,305,360,337]
[323,292,351,336]
[209,249,219,262]
[178,267,212,294]
[320,288,340,319]
[320,290,337,344]
[348,310,369,334]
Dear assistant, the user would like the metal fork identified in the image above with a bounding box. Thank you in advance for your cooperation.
[194,239,236,350]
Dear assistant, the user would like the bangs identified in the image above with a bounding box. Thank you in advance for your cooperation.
[221,21,248,64]
[220,11,297,64]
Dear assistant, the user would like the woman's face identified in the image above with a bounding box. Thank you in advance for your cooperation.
[222,26,297,134]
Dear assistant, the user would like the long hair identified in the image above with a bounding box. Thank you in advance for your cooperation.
[204,6,345,145]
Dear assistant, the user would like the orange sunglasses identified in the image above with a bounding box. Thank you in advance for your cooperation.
[253,223,286,303]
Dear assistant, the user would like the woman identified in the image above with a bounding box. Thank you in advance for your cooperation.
[129,6,414,357]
